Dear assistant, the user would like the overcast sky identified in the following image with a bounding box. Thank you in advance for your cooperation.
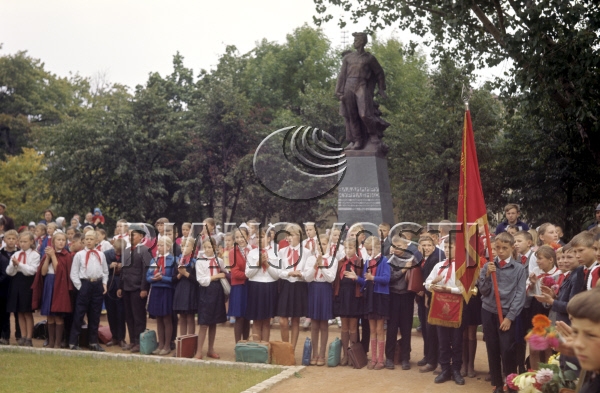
[1,0,506,89]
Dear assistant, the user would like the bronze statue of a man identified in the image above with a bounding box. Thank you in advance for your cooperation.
[336,32,390,152]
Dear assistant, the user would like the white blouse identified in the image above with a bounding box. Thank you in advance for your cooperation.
[301,236,319,255]
[245,248,279,283]
[70,248,109,290]
[277,244,310,282]
[303,254,338,283]
[6,249,40,276]
[424,260,463,295]
[328,243,346,263]
[196,256,226,287]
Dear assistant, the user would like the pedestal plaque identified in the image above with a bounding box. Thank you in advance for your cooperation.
[337,151,394,225]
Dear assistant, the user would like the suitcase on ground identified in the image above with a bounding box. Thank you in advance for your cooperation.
[327,337,342,367]
[302,337,312,366]
[348,341,368,369]
[270,341,296,366]
[98,325,112,344]
[176,334,198,358]
[139,329,158,355]
[235,339,271,364]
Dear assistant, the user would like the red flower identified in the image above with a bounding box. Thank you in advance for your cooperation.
[542,276,556,287]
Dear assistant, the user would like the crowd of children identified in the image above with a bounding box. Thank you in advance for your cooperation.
[0,203,599,393]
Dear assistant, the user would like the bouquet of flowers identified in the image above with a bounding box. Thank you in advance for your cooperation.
[540,276,559,295]
[507,355,578,393]
[526,315,560,351]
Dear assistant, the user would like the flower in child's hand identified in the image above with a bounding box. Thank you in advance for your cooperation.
[506,373,519,390]
[529,333,550,350]
[521,386,542,393]
[535,368,554,385]
[548,353,560,366]
[516,375,537,390]
[541,276,556,287]
[546,332,560,348]
[532,314,551,329]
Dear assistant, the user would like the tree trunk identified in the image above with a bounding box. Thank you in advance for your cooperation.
[228,181,243,223]
[442,169,451,219]
[221,182,228,226]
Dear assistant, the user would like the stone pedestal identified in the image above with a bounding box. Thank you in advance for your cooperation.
[337,150,394,226]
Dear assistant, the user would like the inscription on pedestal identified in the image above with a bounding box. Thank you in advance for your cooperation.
[337,155,394,225]
[338,187,382,211]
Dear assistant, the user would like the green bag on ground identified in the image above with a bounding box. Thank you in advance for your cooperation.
[327,337,342,367]
[235,341,270,364]
[139,329,158,355]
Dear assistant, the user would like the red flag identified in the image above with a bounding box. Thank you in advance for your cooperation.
[455,110,494,304]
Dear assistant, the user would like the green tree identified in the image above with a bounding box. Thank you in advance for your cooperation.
[0,50,88,158]
[494,99,600,238]
[313,0,600,163]
[384,56,503,222]
[0,148,52,226]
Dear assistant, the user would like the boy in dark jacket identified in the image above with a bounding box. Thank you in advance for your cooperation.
[117,224,152,353]
[384,236,416,370]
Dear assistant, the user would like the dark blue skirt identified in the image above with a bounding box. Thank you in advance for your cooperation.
[7,273,34,313]
[41,274,55,316]
[246,280,278,320]
[277,280,308,318]
[198,281,227,325]
[227,283,247,318]
[333,278,363,317]
[147,286,173,317]
[463,290,482,326]
[363,281,389,319]
[173,277,198,314]
[307,282,333,321]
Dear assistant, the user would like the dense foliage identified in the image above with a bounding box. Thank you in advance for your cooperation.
[1,24,598,236]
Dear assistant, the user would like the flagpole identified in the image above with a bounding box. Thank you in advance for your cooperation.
[483,222,503,323]
[462,86,503,322]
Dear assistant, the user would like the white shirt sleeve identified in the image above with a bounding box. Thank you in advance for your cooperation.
[101,240,114,252]
[7,250,40,276]
[71,252,83,290]
[334,245,346,263]
[5,251,18,276]
[528,252,538,275]
[277,247,291,280]
[244,249,261,279]
[424,262,441,291]
[195,258,211,287]
[302,255,317,283]
[426,261,462,294]
[18,250,40,276]
[266,250,280,281]
[321,257,338,283]
[100,252,109,285]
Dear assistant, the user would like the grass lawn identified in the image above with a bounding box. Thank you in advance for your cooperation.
[0,352,281,393]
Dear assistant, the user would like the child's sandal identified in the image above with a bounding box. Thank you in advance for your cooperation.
[207,352,220,359]
[367,360,375,370]
[310,357,317,366]
[316,357,325,366]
